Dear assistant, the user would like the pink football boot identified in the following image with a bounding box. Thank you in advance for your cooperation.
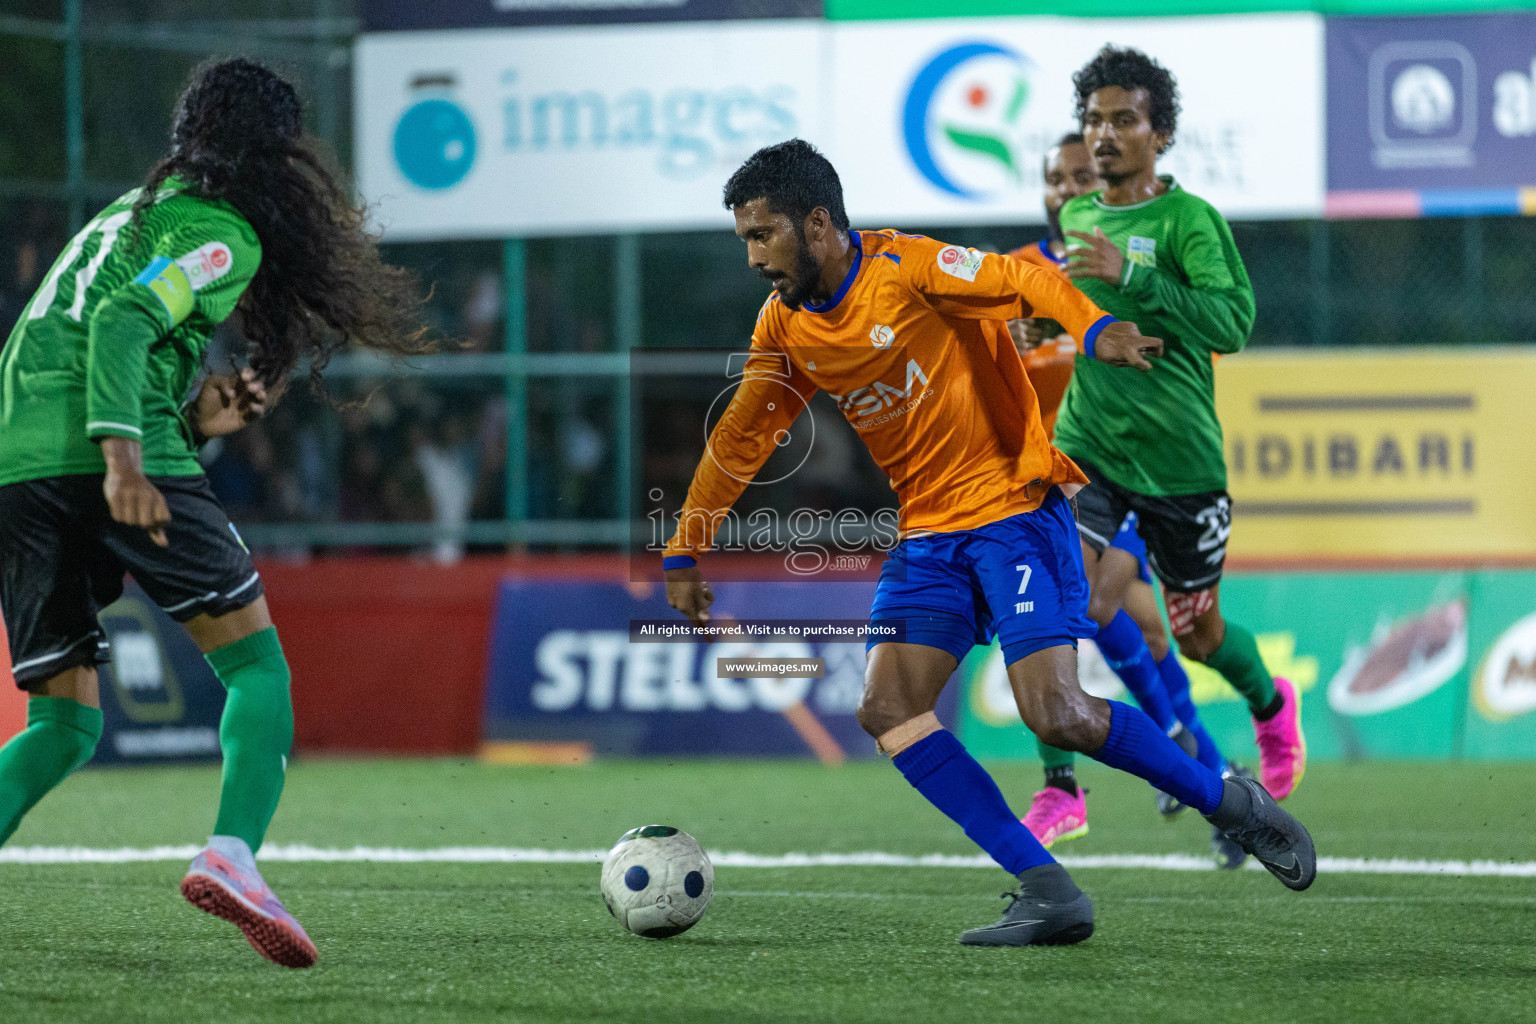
[1022,787,1089,849]
[1253,676,1307,801]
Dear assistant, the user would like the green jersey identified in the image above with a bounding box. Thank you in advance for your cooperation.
[1051,177,1255,496]
[0,182,260,487]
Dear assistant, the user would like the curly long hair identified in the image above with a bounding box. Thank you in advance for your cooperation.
[1073,46,1181,154]
[133,57,432,389]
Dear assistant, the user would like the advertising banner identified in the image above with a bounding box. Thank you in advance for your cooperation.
[487,567,1536,763]
[362,0,822,32]
[826,0,1525,21]
[960,568,1536,763]
[1463,571,1536,760]
[354,15,1325,238]
[828,14,1325,225]
[484,579,958,757]
[354,23,827,239]
[1326,13,1536,217]
[90,583,226,766]
[1216,348,1536,562]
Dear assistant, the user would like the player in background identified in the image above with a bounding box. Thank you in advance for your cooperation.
[0,59,431,967]
[1007,136,1244,868]
[664,139,1314,947]
[1048,47,1306,802]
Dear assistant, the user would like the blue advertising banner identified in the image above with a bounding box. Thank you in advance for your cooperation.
[1326,13,1536,217]
[92,583,225,766]
[361,0,821,32]
[484,579,957,758]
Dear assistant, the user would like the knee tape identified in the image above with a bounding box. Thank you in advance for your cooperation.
[876,712,942,757]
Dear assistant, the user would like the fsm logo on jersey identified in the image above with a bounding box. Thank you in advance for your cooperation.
[901,40,1036,200]
[393,75,478,190]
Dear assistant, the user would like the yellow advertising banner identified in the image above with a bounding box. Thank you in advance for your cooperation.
[1215,348,1536,562]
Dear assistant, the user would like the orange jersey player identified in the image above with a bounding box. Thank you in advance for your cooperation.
[663,228,1117,546]
[661,139,1314,948]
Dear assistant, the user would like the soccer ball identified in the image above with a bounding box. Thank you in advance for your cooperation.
[600,825,714,938]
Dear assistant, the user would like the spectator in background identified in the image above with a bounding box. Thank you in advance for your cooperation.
[203,429,272,522]
[338,435,386,524]
[379,457,432,526]
[413,414,476,562]
[0,213,48,335]
[191,251,518,548]
[461,268,503,352]
[559,396,609,519]
[471,396,508,521]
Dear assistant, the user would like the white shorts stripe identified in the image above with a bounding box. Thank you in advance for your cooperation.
[1147,552,1222,591]
[11,636,96,674]
[158,572,259,617]
[160,590,219,615]
[1076,521,1113,549]
[223,572,260,600]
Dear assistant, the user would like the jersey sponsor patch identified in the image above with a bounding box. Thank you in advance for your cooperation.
[175,241,235,292]
[132,255,195,327]
[936,245,984,282]
[1127,236,1157,268]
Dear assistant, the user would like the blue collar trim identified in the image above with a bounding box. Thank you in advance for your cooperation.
[804,231,863,315]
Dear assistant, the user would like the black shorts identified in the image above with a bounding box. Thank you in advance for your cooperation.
[1070,456,1231,594]
[0,473,262,689]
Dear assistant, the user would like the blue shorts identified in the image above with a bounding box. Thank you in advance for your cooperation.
[1109,511,1154,585]
[867,488,1096,666]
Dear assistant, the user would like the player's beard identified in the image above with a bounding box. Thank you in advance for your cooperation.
[764,234,824,312]
[1093,144,1134,188]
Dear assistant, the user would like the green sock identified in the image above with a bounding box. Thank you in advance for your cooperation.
[1204,621,1277,716]
[0,697,103,847]
[206,627,294,854]
[1036,735,1076,771]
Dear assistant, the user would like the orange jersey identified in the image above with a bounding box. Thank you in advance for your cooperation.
[1012,237,1061,272]
[1006,239,1078,439]
[664,230,1116,560]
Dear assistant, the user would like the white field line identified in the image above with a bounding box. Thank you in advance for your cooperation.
[1,845,1536,878]
[23,881,1536,906]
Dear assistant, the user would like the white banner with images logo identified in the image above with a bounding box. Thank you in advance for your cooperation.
[354,14,1323,239]
[828,14,1324,227]
[354,23,829,239]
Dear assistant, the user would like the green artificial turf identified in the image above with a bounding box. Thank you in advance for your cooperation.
[1,758,1534,1023]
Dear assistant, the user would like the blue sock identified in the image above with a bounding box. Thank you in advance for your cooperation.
[1088,701,1225,814]
[1157,651,1226,774]
[1096,612,1177,733]
[892,730,1053,875]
